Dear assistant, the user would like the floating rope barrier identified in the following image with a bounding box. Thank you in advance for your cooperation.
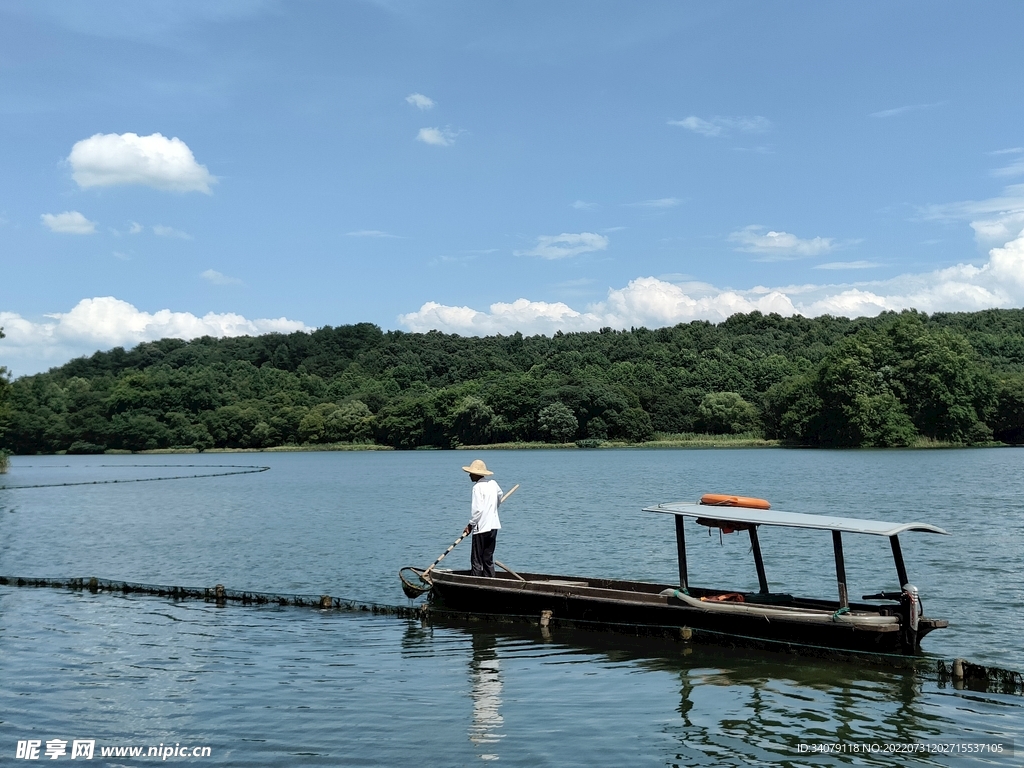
[0,575,423,618]
[1,574,1020,696]
[0,464,270,490]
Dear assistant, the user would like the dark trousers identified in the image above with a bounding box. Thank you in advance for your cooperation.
[471,530,498,577]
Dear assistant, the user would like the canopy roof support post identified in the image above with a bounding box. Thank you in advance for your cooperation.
[748,526,769,594]
[674,515,689,591]
[832,530,849,609]
[890,535,909,587]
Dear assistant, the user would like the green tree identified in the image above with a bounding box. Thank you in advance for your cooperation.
[538,402,578,443]
[447,396,501,446]
[0,341,9,445]
[298,402,338,443]
[203,405,265,448]
[887,317,993,442]
[586,416,609,439]
[696,392,759,434]
[992,375,1024,444]
[0,327,8,471]
[323,400,374,442]
[111,412,172,451]
[766,335,917,447]
[374,395,441,449]
[6,308,1024,453]
[612,407,654,442]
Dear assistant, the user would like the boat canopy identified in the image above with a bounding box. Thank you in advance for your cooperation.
[643,502,949,537]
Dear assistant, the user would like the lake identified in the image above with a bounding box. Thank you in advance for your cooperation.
[1,448,1022,765]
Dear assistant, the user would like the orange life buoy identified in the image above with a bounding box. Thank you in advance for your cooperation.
[699,493,771,510]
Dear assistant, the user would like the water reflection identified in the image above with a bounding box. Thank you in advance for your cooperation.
[668,664,934,765]
[468,634,504,761]
[431,617,1020,767]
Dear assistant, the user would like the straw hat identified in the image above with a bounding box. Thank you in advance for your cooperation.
[462,459,493,476]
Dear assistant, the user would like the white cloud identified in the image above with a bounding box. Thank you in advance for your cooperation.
[991,148,1024,177]
[571,200,597,210]
[870,101,946,118]
[416,127,458,146]
[399,229,1024,336]
[921,183,1024,246]
[405,93,435,110]
[400,298,601,336]
[128,221,143,234]
[729,225,834,259]
[627,197,682,208]
[513,232,609,260]
[68,132,215,193]
[346,229,399,238]
[201,269,242,285]
[668,115,771,138]
[0,297,309,377]
[153,224,191,239]
[400,279,795,335]
[814,261,881,270]
[40,210,96,234]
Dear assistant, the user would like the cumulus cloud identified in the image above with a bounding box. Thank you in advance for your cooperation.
[128,221,143,234]
[668,115,771,138]
[416,127,458,146]
[406,93,435,110]
[400,299,602,336]
[513,232,609,260]
[399,229,1024,336]
[153,224,191,239]
[201,269,242,285]
[921,183,1024,246]
[68,132,215,193]
[729,225,834,259]
[41,211,96,234]
[0,297,309,377]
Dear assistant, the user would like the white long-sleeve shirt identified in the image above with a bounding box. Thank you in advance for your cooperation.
[468,479,503,534]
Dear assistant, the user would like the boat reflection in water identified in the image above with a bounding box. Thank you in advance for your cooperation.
[468,634,504,761]
[409,617,1018,767]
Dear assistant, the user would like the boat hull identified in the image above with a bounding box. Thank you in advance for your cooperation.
[426,570,946,658]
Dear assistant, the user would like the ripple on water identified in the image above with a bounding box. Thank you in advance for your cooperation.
[1,450,1023,765]
[1,588,1021,767]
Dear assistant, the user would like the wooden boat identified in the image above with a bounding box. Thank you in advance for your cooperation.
[411,497,950,657]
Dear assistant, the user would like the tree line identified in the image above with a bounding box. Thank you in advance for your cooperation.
[2,308,1024,454]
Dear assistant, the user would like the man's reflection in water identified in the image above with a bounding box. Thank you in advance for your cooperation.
[469,633,504,761]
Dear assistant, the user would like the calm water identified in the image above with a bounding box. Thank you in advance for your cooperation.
[1,449,1022,765]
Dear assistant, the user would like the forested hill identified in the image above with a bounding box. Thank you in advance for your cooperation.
[3,308,1024,454]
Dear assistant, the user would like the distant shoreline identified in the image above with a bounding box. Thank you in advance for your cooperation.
[12,434,1011,456]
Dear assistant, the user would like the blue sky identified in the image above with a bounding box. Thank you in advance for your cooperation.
[2,1,1024,375]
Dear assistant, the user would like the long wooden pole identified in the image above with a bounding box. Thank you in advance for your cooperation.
[422,530,471,580]
[422,483,520,580]
[500,484,520,504]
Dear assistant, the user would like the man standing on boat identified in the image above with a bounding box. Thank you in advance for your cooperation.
[462,459,503,577]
